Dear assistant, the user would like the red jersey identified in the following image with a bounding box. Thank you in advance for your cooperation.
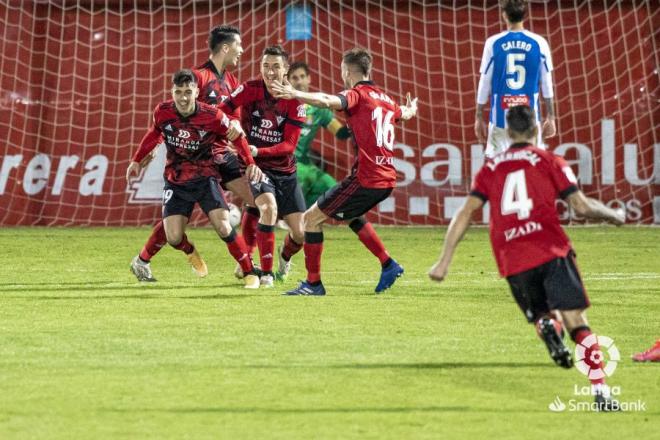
[132,101,253,185]
[192,61,240,160]
[470,143,579,277]
[337,81,402,188]
[220,79,305,174]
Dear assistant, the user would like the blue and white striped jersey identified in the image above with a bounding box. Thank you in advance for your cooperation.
[478,30,554,128]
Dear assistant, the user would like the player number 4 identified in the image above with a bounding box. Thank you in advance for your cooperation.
[501,169,533,220]
[372,106,395,151]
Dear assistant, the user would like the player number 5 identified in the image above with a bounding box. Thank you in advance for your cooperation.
[501,169,533,219]
[506,53,526,90]
[372,106,395,151]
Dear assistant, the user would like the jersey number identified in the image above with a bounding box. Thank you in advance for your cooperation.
[372,106,395,151]
[506,53,526,90]
[501,170,533,220]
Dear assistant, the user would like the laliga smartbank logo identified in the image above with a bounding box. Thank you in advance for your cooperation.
[574,334,619,379]
[547,335,647,412]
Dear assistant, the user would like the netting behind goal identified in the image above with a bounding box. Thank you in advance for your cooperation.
[0,1,657,226]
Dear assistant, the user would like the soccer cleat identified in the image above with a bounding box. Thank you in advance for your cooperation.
[130,256,156,282]
[187,248,208,277]
[244,273,260,289]
[538,318,573,369]
[594,392,621,412]
[284,280,326,296]
[275,243,292,282]
[260,273,275,288]
[375,259,404,293]
[234,263,245,279]
[632,340,660,362]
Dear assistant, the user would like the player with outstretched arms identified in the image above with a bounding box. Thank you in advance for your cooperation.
[126,70,263,289]
[429,105,624,411]
[130,25,257,282]
[475,0,556,157]
[271,47,418,296]
[218,45,306,288]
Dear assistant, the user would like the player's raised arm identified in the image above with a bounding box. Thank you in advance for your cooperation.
[271,78,344,110]
[428,195,484,283]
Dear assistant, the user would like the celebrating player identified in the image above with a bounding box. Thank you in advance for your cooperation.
[286,61,351,208]
[126,70,263,288]
[130,25,257,282]
[475,0,556,157]
[271,48,418,296]
[218,45,306,288]
[429,105,624,411]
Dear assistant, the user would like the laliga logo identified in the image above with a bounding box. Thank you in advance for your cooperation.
[548,396,566,412]
[574,334,620,379]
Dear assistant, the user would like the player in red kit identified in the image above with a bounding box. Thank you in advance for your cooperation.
[428,105,625,411]
[218,45,307,288]
[126,70,263,289]
[271,48,418,296]
[130,25,257,282]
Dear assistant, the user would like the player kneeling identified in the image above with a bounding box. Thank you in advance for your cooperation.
[429,105,625,411]
[126,69,263,288]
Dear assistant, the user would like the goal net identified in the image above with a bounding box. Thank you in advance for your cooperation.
[0,0,657,226]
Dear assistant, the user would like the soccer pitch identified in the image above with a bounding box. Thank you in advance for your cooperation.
[1,226,658,438]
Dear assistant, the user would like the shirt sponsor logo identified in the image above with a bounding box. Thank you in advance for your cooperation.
[500,94,530,109]
[260,119,274,129]
[178,129,191,139]
[504,220,543,242]
[375,155,393,165]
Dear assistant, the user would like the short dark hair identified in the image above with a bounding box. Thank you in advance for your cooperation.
[506,105,536,136]
[501,0,527,23]
[287,61,310,77]
[343,48,372,76]
[262,45,289,63]
[172,69,197,87]
[208,25,240,54]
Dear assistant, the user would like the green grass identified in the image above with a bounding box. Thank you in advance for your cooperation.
[0,226,658,439]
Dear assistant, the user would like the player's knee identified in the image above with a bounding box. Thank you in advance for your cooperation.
[258,201,277,224]
[348,216,367,233]
[215,220,233,238]
[166,232,183,248]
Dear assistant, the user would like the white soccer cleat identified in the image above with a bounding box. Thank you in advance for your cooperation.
[260,273,274,288]
[275,243,292,282]
[244,273,260,289]
[234,263,245,279]
[130,256,156,282]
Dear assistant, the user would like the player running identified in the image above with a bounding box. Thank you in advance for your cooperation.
[130,25,256,282]
[126,70,263,288]
[271,48,418,296]
[429,105,624,411]
[475,0,556,157]
[218,45,306,288]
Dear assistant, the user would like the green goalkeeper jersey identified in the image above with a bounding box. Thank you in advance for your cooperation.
[295,104,335,165]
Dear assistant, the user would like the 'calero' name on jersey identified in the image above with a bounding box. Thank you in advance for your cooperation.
[132,101,254,185]
[220,79,305,174]
[337,81,402,189]
[470,143,579,277]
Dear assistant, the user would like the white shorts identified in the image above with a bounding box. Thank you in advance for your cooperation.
[486,123,545,158]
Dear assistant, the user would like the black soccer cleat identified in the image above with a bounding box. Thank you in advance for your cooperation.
[594,392,621,412]
[538,318,573,369]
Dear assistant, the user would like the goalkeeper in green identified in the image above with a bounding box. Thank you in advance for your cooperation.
[287,61,351,208]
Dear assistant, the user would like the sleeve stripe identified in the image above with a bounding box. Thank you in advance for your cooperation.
[337,94,348,111]
[470,190,488,202]
[484,58,494,75]
[559,185,578,200]
[285,118,304,128]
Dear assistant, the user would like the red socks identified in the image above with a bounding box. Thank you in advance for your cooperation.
[222,230,254,274]
[281,233,303,261]
[304,232,324,283]
[139,220,168,262]
[351,220,389,265]
[256,223,275,273]
[240,207,260,256]
[171,234,194,255]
